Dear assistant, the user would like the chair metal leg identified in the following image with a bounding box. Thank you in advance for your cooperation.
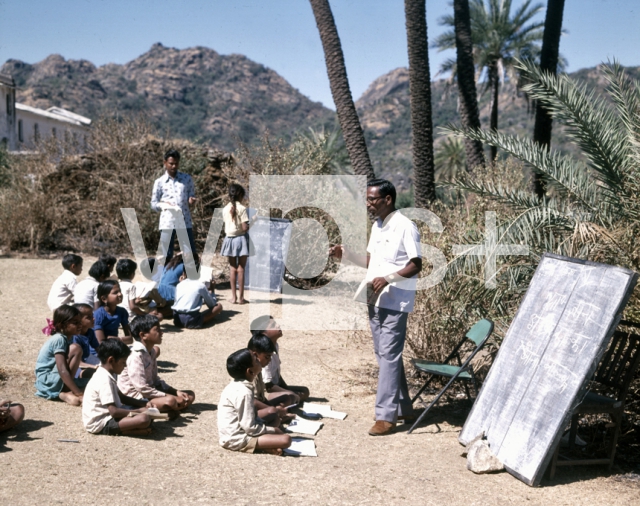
[608,412,622,470]
[568,414,579,450]
[408,372,461,434]
[410,376,434,404]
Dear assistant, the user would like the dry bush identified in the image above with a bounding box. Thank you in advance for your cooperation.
[0,116,232,254]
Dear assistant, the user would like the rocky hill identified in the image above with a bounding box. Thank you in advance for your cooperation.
[357,64,640,189]
[4,44,638,192]
[2,43,336,150]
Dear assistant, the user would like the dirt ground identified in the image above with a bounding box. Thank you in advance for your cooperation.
[1,257,639,505]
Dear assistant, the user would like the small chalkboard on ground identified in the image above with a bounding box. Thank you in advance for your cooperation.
[459,253,638,486]
[244,216,292,293]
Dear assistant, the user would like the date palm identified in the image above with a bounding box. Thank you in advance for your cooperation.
[434,0,545,163]
[309,0,375,182]
[532,0,566,197]
[405,0,436,205]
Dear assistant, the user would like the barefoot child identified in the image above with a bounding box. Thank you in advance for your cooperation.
[0,399,25,434]
[118,314,195,414]
[221,184,250,304]
[82,338,152,436]
[72,303,101,376]
[47,254,83,311]
[117,258,170,320]
[172,271,223,329]
[248,334,295,423]
[94,280,132,344]
[74,260,110,309]
[251,315,310,404]
[218,349,291,454]
[35,305,85,406]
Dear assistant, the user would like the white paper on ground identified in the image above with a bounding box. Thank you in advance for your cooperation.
[285,416,323,436]
[283,438,317,457]
[145,407,169,420]
[302,402,347,420]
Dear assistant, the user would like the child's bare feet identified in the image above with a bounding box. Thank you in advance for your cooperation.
[58,392,82,406]
[259,448,283,456]
[238,299,249,305]
[230,298,237,304]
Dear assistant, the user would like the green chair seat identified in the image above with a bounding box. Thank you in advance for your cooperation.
[412,360,473,380]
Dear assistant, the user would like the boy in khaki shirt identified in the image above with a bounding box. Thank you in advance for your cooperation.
[217,349,291,455]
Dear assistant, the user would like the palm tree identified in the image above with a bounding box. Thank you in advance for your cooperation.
[309,0,375,182]
[532,0,566,197]
[443,60,640,305]
[435,136,467,182]
[434,0,545,162]
[453,0,485,171]
[405,0,436,206]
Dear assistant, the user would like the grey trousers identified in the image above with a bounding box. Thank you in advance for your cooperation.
[368,305,413,423]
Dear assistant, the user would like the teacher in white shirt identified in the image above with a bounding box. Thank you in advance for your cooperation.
[330,179,422,436]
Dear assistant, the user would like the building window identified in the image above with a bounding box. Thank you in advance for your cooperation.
[5,94,10,116]
[18,120,23,142]
[34,123,40,142]
[52,127,57,138]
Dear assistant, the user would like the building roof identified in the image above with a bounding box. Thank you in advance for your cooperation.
[0,73,15,87]
[46,107,91,126]
[15,103,90,127]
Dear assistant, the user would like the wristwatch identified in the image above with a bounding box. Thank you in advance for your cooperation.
[384,273,397,284]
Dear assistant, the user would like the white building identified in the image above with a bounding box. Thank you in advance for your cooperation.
[0,72,91,152]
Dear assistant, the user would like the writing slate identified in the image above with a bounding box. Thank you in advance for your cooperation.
[244,216,292,293]
[459,253,638,486]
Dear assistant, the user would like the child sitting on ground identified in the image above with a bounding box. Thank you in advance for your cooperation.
[116,258,170,320]
[0,399,25,434]
[94,280,132,344]
[218,348,291,455]
[118,314,195,414]
[99,254,117,279]
[47,253,83,311]
[172,270,223,329]
[248,333,295,423]
[74,260,110,309]
[35,305,85,406]
[72,303,101,375]
[82,338,153,436]
[251,315,310,404]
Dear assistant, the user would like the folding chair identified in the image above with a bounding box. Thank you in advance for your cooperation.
[549,320,640,478]
[408,318,494,434]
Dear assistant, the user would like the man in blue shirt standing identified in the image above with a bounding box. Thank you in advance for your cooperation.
[151,149,198,263]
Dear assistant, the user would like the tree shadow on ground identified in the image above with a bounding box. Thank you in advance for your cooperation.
[0,419,54,452]
[211,310,241,325]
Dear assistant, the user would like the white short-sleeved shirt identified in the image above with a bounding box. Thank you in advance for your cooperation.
[261,342,281,386]
[82,365,122,433]
[47,269,77,311]
[223,202,249,237]
[117,279,136,318]
[365,211,421,313]
[150,171,196,230]
[74,277,100,307]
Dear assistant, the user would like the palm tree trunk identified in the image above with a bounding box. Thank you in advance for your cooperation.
[532,0,565,197]
[453,0,485,171]
[405,0,436,206]
[309,0,375,181]
[489,63,499,163]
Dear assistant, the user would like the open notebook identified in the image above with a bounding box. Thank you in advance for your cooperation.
[285,416,323,436]
[283,438,317,457]
[302,403,347,420]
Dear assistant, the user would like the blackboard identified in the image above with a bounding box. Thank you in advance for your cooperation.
[244,216,292,293]
[459,254,638,486]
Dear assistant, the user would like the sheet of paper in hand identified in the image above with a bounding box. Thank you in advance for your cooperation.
[459,253,638,486]
[302,402,347,420]
[283,438,317,457]
[285,416,324,436]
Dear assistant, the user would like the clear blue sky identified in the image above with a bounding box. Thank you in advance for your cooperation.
[0,0,638,109]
